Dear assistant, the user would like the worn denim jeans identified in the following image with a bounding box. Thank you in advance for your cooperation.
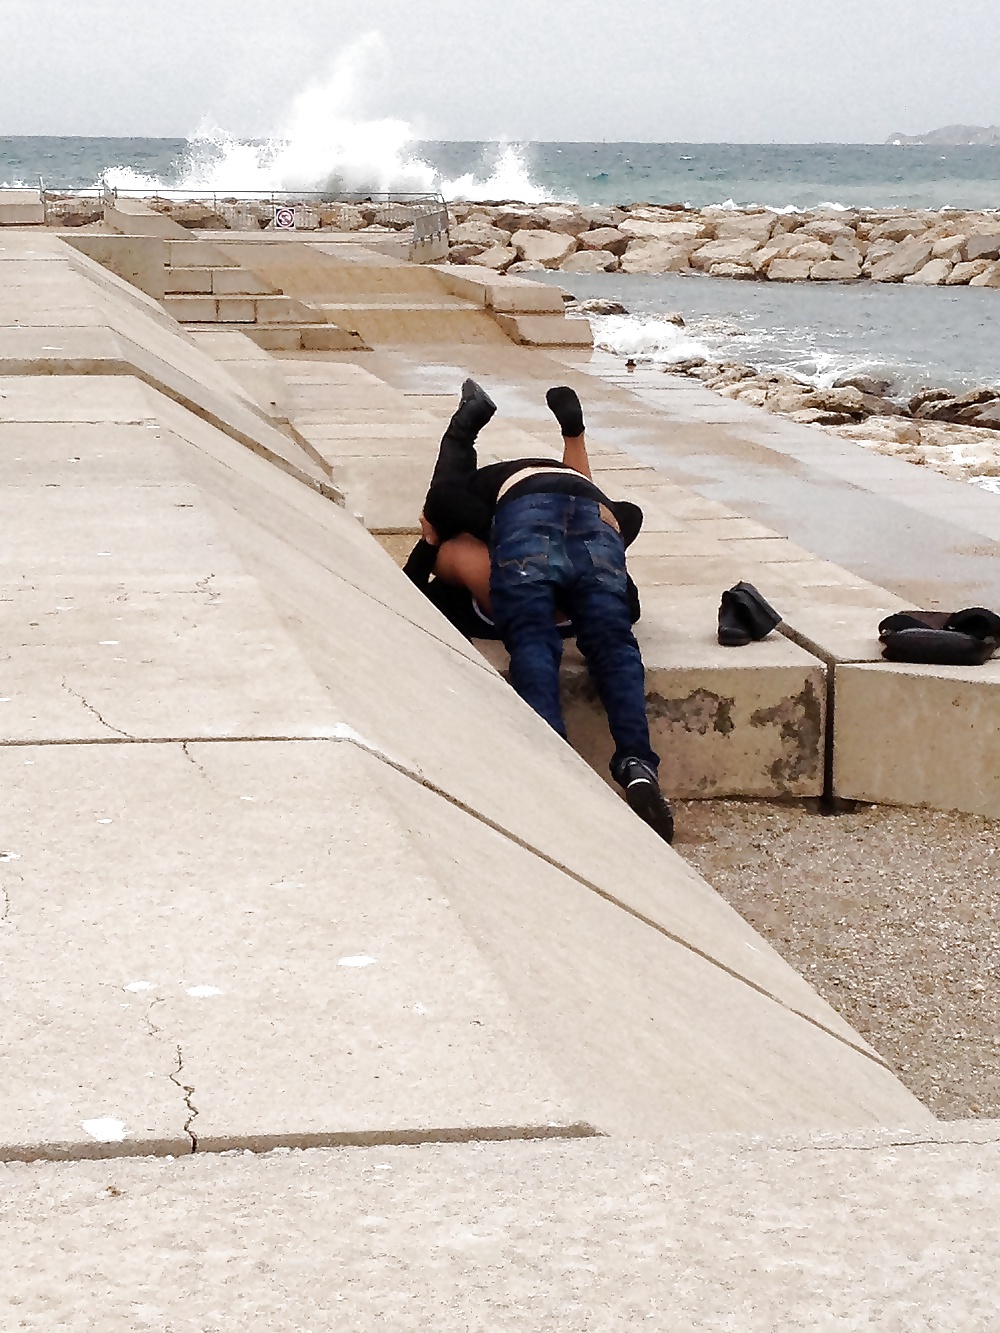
[490,492,659,774]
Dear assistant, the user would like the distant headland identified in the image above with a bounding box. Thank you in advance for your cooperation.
[886,125,1000,146]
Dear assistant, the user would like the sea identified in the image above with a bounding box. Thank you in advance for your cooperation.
[3,134,999,395]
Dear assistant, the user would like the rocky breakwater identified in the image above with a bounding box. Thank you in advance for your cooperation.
[670,358,1000,486]
[443,201,1000,287]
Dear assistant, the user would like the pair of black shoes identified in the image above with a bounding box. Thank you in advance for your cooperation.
[453,380,587,438]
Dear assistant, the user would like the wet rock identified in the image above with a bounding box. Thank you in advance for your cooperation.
[909,386,954,413]
[707,262,757,279]
[505,259,547,274]
[577,226,630,256]
[834,373,895,397]
[580,206,627,228]
[510,229,578,268]
[798,219,858,244]
[571,298,630,316]
[968,403,1000,430]
[668,357,708,373]
[931,234,967,259]
[789,408,858,426]
[320,203,367,230]
[861,239,899,274]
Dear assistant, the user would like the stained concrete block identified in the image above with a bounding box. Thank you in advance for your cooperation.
[0,188,45,225]
[834,661,1000,817]
[431,264,566,313]
[104,198,189,239]
[164,266,214,294]
[211,267,276,296]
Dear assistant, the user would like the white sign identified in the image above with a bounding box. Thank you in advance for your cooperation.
[273,205,296,230]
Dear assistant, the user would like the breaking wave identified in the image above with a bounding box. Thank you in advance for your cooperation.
[100,33,551,203]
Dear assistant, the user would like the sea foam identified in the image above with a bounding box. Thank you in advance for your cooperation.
[100,33,551,203]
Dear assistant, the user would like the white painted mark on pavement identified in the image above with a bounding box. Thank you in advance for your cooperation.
[81,1118,127,1143]
[186,985,223,998]
[124,981,155,993]
[338,956,377,968]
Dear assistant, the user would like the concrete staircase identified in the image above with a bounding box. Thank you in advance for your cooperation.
[162,240,366,351]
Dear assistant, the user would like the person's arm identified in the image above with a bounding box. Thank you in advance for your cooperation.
[560,431,593,481]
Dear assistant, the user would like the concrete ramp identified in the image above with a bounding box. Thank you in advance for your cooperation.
[0,381,928,1154]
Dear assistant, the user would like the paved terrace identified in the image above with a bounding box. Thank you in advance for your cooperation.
[0,215,998,1324]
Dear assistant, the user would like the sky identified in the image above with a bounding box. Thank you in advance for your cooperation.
[2,0,998,143]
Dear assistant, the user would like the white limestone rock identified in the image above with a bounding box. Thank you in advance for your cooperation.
[904,258,953,285]
[766,258,815,282]
[578,226,630,255]
[689,237,760,270]
[619,239,692,273]
[510,229,578,268]
[560,250,620,273]
[869,237,935,282]
[468,246,518,272]
[450,220,512,248]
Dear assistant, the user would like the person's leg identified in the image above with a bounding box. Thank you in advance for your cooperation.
[564,502,674,843]
[489,496,570,737]
[428,379,496,491]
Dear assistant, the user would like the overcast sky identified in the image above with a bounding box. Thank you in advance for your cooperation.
[2,0,998,142]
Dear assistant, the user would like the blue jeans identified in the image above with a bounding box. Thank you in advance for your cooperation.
[489,493,659,774]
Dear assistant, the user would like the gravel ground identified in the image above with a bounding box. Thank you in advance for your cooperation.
[675,799,1000,1121]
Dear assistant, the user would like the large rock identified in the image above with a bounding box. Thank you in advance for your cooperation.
[578,226,630,256]
[869,237,935,282]
[945,259,991,285]
[970,263,1000,287]
[707,262,756,279]
[689,237,760,270]
[538,206,591,236]
[766,259,814,282]
[711,212,777,243]
[494,209,549,232]
[798,219,859,244]
[830,237,864,265]
[834,373,895,396]
[450,220,512,248]
[560,249,619,273]
[580,206,626,228]
[903,258,953,285]
[467,246,518,272]
[861,239,899,274]
[619,239,692,274]
[931,234,967,259]
[963,235,1000,262]
[618,219,705,242]
[510,229,578,268]
[449,243,488,263]
[868,218,929,243]
[786,240,833,263]
[811,258,862,281]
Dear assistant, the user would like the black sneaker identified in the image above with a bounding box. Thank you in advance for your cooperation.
[454,378,497,434]
[614,757,674,844]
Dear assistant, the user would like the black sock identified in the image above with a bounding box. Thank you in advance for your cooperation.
[546,386,585,437]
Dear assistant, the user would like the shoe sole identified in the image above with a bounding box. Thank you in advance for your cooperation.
[625,778,675,845]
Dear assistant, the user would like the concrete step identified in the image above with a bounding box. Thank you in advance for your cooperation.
[240,324,368,352]
[162,294,327,325]
[164,267,279,297]
[492,312,594,347]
